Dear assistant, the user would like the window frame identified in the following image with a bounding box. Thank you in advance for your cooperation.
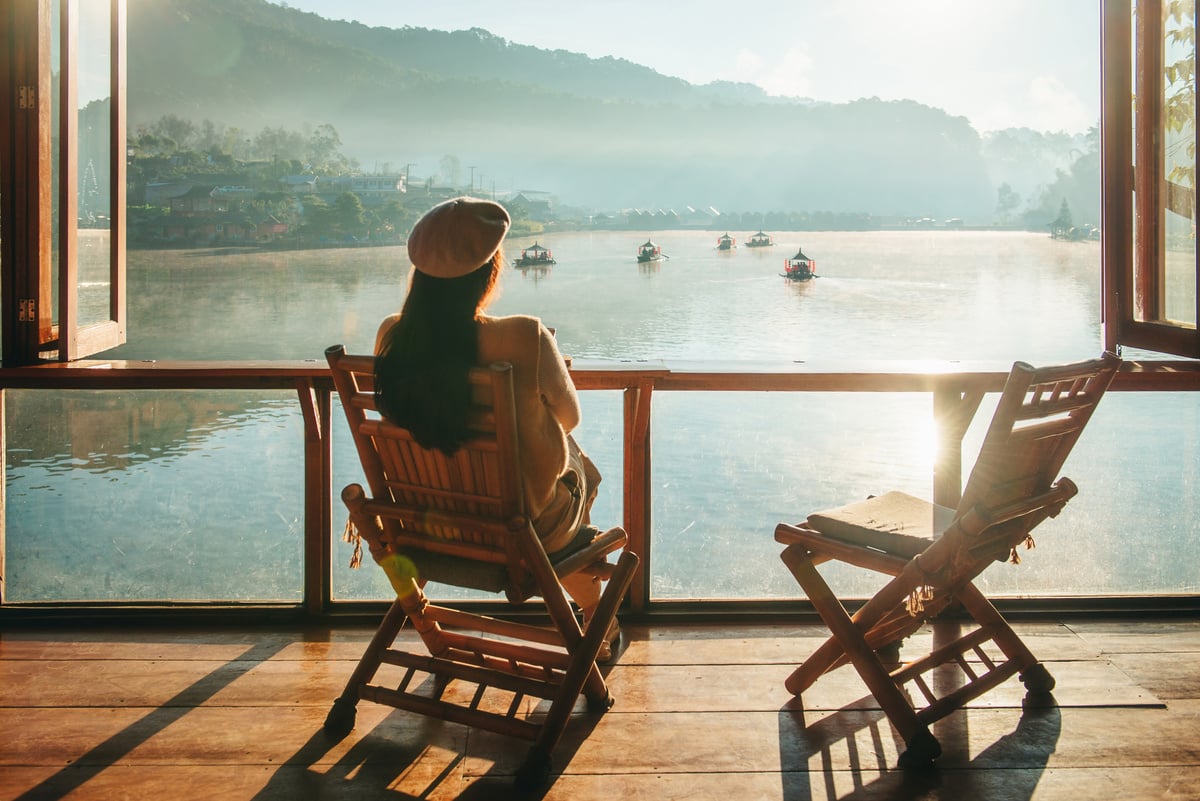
[1103,0,1200,357]
[1,0,1195,362]
[0,0,126,367]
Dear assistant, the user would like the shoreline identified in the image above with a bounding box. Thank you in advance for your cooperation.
[128,224,1070,255]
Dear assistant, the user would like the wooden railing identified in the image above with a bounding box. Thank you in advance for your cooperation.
[1,357,1198,614]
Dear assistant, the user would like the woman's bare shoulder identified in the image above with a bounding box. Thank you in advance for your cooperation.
[478,314,547,363]
[479,313,546,339]
[374,313,402,354]
[480,313,543,329]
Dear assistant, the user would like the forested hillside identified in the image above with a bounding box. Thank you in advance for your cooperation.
[127,0,1093,222]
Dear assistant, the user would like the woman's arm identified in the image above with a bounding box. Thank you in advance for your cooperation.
[536,321,581,432]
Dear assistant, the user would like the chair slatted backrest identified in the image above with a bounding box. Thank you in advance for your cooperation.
[953,353,1120,556]
[326,345,529,574]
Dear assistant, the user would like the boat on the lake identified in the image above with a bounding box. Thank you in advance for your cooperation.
[782,247,818,280]
[514,242,556,267]
[745,231,774,248]
[637,239,666,262]
[716,233,736,251]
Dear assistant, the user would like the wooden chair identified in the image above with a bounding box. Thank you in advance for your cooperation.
[322,344,639,789]
[775,353,1120,767]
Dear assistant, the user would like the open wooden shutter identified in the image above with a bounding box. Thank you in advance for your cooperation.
[0,0,126,366]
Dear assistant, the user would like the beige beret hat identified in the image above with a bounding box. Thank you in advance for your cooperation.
[407,196,511,278]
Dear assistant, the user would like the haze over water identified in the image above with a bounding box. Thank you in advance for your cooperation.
[109,229,1104,364]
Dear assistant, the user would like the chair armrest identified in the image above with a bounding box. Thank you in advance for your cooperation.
[551,527,628,578]
[974,477,1079,529]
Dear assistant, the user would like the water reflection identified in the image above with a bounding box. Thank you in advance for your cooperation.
[6,390,287,474]
[516,263,552,282]
[5,390,304,602]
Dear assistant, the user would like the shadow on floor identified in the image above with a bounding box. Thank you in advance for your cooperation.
[778,694,1062,800]
[250,689,606,799]
[12,639,291,801]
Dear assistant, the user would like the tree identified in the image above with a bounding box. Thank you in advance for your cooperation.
[307,123,356,174]
[375,199,416,240]
[995,182,1021,224]
[1162,0,1195,234]
[1028,126,1100,231]
[299,194,333,241]
[439,154,462,187]
[151,113,197,151]
[1051,198,1074,238]
[332,192,367,239]
[255,126,308,164]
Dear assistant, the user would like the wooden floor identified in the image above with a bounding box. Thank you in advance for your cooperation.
[2,616,1198,800]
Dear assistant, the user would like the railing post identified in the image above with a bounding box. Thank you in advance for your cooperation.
[931,381,983,510]
[623,379,653,612]
[298,379,332,615]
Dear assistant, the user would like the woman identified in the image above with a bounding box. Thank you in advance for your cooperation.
[374,196,618,658]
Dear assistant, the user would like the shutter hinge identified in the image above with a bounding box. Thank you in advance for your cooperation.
[19,298,36,321]
[18,85,35,109]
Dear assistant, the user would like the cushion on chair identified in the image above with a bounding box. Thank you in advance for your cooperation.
[806,491,957,558]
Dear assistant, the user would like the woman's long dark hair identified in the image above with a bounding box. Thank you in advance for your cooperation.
[374,250,502,454]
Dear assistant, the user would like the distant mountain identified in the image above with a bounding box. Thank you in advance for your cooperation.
[128,0,997,218]
[980,127,1095,202]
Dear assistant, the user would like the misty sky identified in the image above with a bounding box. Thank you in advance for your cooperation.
[269,0,1101,134]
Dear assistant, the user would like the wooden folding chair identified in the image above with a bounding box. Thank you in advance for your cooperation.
[322,345,639,789]
[775,353,1120,767]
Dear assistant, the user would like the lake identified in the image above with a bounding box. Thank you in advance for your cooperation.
[5,230,1197,602]
[105,228,1105,363]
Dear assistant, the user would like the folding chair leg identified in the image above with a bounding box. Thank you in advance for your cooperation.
[782,546,942,766]
[955,581,1055,693]
[324,596,409,738]
[781,547,851,692]
[511,550,639,791]
[542,553,638,728]
[781,545,913,693]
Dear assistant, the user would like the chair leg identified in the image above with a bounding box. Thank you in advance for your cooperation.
[786,637,846,694]
[955,581,1055,693]
[515,746,553,792]
[780,545,851,692]
[324,596,409,739]
[780,547,920,692]
[528,549,640,779]
[782,546,941,765]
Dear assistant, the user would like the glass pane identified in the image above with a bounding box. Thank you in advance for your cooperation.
[652,392,937,600]
[5,390,304,602]
[1161,1,1197,325]
[974,391,1200,595]
[117,4,1104,362]
[77,0,113,328]
[651,389,1200,600]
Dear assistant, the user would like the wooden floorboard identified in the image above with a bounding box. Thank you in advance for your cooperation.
[1,618,1198,800]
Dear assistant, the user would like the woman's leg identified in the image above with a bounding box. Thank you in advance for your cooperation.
[559,570,619,661]
[559,571,601,617]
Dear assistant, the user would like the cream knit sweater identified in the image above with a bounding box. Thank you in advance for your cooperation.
[375,312,583,551]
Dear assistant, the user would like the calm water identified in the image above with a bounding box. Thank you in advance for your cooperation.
[6,230,1198,601]
[107,229,1104,363]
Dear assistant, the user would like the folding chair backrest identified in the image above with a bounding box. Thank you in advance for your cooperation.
[955,352,1120,555]
[325,344,532,592]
